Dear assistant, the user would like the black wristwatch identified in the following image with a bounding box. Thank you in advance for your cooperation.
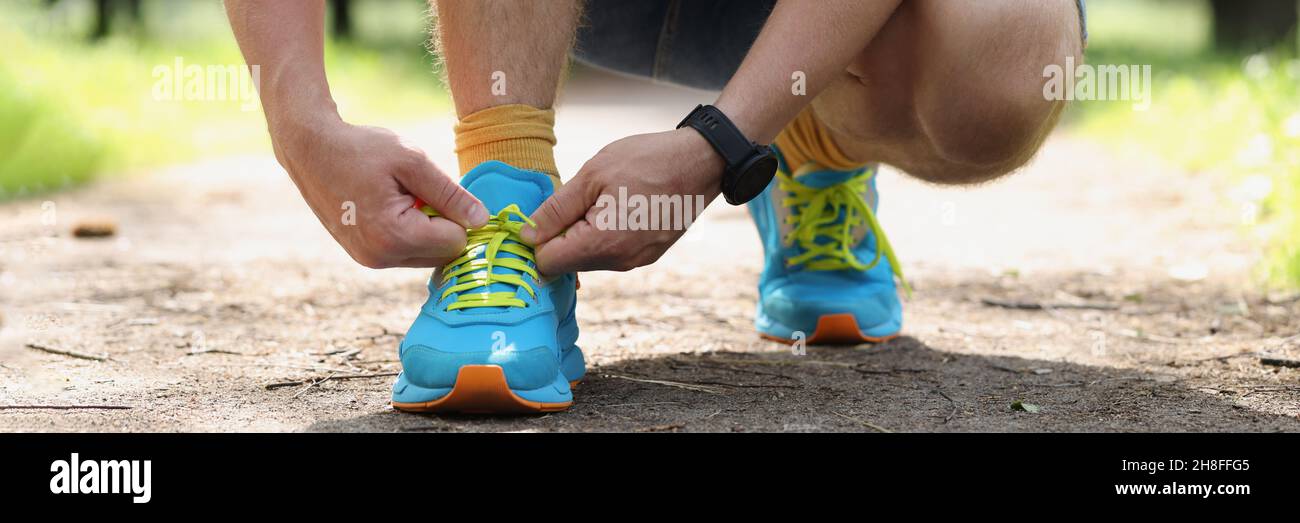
[676,104,778,205]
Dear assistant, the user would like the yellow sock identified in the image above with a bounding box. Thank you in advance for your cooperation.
[773,106,868,172]
[454,104,561,188]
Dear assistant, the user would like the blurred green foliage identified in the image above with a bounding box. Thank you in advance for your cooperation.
[0,39,106,197]
[0,0,448,200]
[1071,0,1300,288]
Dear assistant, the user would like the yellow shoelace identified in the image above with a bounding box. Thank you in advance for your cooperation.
[779,164,911,295]
[421,204,540,310]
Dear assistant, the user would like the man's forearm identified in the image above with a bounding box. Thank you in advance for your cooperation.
[715,0,902,144]
[224,0,339,133]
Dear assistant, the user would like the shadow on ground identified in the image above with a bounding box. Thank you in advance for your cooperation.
[306,337,1300,433]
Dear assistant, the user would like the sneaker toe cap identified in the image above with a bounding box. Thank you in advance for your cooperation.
[399,314,560,390]
[762,280,902,336]
[400,344,558,390]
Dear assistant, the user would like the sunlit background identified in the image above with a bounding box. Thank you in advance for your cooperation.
[2,0,1298,286]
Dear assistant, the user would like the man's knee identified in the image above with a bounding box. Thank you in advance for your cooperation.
[912,91,1065,185]
[906,0,1082,185]
[818,0,1083,185]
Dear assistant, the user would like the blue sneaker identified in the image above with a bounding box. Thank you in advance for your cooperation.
[390,161,584,414]
[747,146,909,345]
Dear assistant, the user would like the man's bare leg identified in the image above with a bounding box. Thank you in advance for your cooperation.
[810,0,1084,184]
[434,0,579,118]
[432,0,582,185]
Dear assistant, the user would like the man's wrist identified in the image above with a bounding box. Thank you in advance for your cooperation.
[675,126,727,190]
[266,94,341,153]
[713,97,779,146]
[259,62,339,132]
[267,95,339,133]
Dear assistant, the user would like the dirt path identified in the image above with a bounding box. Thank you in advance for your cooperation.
[2,69,1297,432]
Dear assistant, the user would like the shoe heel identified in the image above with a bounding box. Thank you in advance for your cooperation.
[555,275,586,385]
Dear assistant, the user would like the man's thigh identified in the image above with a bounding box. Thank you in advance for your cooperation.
[574,0,1088,92]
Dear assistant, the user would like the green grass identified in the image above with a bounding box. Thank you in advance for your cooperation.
[1068,0,1300,288]
[0,44,106,197]
[0,0,448,200]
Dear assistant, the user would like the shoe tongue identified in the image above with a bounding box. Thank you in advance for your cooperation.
[460,161,554,214]
[449,161,553,314]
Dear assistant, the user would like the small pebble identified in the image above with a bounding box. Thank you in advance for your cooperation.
[72,219,117,238]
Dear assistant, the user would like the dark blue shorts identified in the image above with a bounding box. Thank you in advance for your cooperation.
[574,0,1088,91]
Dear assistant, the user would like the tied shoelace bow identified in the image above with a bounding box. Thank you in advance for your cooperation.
[420,203,540,310]
[780,164,911,295]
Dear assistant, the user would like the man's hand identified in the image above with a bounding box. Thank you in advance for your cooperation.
[225,0,488,269]
[522,127,724,274]
[271,114,488,269]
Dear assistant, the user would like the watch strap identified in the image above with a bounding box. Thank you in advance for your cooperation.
[676,105,754,171]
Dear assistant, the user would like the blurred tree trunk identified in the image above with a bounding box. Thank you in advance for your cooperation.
[332,0,354,40]
[1211,0,1298,53]
[91,0,111,40]
[88,0,143,41]
[124,0,141,23]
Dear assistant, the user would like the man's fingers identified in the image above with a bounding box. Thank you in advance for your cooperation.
[391,207,468,262]
[392,256,453,269]
[535,220,606,276]
[395,149,488,228]
[522,176,594,245]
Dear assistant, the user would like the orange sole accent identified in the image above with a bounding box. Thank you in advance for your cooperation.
[760,313,899,345]
[391,365,572,414]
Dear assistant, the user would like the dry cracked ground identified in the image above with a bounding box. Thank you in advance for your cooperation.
[1,70,1297,432]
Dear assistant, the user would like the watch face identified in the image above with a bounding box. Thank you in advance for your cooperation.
[729,154,779,204]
